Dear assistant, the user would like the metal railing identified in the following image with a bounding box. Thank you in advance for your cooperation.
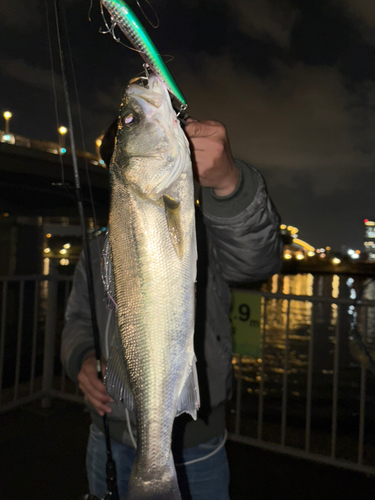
[0,270,79,413]
[229,290,375,475]
[1,273,375,475]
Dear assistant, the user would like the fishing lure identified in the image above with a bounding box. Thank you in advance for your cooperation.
[101,0,187,109]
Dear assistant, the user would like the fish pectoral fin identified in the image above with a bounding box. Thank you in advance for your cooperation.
[163,195,184,260]
[176,356,200,420]
[105,332,134,411]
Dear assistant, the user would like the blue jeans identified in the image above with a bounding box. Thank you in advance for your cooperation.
[86,423,230,500]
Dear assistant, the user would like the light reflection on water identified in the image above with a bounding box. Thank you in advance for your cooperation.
[232,273,375,452]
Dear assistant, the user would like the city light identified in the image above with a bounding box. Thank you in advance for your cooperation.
[3,111,12,135]
[307,251,315,257]
[60,258,70,266]
[60,248,67,254]
[332,257,341,265]
[284,253,292,260]
[63,243,71,249]
[296,254,304,260]
[96,134,105,164]
[58,126,68,154]
[43,258,50,275]
[292,238,315,252]
[44,248,51,253]
[287,225,299,235]
[46,233,52,238]
[1,133,15,144]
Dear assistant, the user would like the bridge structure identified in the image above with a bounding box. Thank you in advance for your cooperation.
[0,132,110,275]
[0,130,109,219]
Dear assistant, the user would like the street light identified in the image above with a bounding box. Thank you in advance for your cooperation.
[58,126,68,154]
[1,111,15,143]
[3,111,12,134]
[96,135,105,165]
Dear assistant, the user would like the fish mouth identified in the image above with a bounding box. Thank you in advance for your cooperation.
[126,74,167,109]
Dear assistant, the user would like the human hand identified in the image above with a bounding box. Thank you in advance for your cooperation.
[77,352,114,417]
[184,119,240,197]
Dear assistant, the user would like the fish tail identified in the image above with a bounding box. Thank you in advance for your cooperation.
[126,458,182,500]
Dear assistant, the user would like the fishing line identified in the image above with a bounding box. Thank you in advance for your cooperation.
[176,430,228,467]
[125,408,138,449]
[44,0,67,187]
[135,0,159,29]
[52,1,119,498]
[62,2,100,241]
[124,409,227,467]
[88,0,94,21]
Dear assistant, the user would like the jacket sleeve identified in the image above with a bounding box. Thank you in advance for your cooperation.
[200,160,283,285]
[61,251,96,382]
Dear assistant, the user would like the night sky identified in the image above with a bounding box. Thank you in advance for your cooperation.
[1,0,374,251]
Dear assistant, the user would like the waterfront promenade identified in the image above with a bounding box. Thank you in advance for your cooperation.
[1,400,374,500]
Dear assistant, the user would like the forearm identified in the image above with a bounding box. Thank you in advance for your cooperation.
[201,161,283,284]
[200,160,259,219]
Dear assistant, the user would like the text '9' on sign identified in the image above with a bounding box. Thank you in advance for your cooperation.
[230,292,261,357]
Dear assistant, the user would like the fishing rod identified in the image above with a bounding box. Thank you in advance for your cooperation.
[53,1,119,498]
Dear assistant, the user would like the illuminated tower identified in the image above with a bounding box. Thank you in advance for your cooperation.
[364,219,375,261]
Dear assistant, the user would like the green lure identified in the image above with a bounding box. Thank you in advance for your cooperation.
[101,0,187,108]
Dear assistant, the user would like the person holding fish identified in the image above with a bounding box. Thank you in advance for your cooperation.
[62,87,283,499]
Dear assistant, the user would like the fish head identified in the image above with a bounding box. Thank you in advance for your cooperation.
[111,74,190,199]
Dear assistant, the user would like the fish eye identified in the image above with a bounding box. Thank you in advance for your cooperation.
[123,113,136,127]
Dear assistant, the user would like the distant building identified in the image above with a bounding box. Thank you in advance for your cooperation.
[364,219,375,261]
[280,224,315,261]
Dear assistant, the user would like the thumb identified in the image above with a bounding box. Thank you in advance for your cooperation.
[185,120,216,139]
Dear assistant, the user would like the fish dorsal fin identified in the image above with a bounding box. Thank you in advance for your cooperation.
[176,356,200,420]
[163,195,184,260]
[105,331,135,412]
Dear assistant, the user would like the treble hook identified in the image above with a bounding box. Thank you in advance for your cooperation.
[128,64,150,88]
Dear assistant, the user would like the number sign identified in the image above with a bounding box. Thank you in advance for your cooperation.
[230,292,261,357]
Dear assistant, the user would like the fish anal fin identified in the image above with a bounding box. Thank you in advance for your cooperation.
[163,195,184,260]
[105,333,134,411]
[176,357,200,420]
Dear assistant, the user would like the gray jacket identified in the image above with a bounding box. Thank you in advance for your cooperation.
[61,160,283,448]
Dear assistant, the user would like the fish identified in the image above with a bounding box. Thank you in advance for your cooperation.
[104,73,199,500]
[101,0,187,108]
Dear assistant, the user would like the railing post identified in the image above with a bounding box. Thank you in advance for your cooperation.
[41,262,58,408]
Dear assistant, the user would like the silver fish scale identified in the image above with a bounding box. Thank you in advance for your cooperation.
[107,76,198,499]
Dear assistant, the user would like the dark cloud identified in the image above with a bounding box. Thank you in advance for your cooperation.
[0,56,62,91]
[337,0,375,43]
[227,0,299,49]
[0,0,374,250]
[179,55,372,171]
[1,0,41,30]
